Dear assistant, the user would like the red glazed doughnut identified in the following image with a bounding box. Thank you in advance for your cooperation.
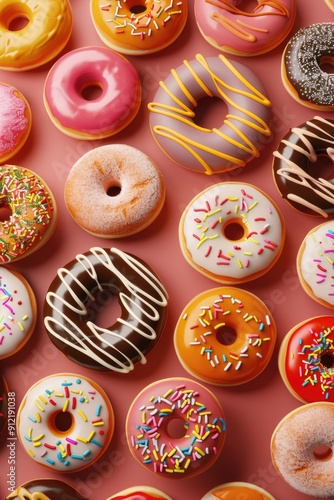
[126,377,226,478]
[279,316,334,403]
[107,486,172,500]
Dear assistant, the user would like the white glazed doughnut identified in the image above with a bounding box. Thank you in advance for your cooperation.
[0,267,37,360]
[271,402,334,497]
[179,182,285,284]
[17,373,114,472]
[64,145,166,238]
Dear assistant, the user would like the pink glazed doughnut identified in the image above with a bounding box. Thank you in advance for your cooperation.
[148,54,271,175]
[194,0,296,57]
[44,46,141,140]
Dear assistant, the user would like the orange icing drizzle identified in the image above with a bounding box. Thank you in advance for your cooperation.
[149,54,271,174]
[206,0,290,42]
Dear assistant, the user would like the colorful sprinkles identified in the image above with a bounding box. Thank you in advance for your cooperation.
[18,375,111,471]
[128,380,226,475]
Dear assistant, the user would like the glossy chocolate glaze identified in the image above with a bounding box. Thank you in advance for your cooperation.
[273,116,334,216]
[0,373,7,435]
[44,247,168,372]
[6,479,88,499]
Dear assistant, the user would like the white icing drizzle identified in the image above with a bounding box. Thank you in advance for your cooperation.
[44,247,168,373]
[273,116,334,217]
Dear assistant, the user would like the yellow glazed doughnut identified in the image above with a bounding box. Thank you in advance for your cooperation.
[0,82,31,163]
[174,287,276,386]
[126,377,226,478]
[201,482,276,499]
[271,402,334,497]
[90,0,188,56]
[64,145,166,238]
[179,182,285,284]
[0,165,57,263]
[17,373,114,472]
[0,0,73,71]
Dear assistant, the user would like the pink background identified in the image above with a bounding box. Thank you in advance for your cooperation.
[1,0,334,498]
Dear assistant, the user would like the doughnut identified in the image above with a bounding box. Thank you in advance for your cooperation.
[0,82,31,163]
[107,486,172,500]
[6,479,89,500]
[17,373,114,472]
[44,247,168,373]
[179,182,285,284]
[174,287,276,386]
[325,0,334,12]
[0,0,73,71]
[64,145,165,238]
[0,165,57,263]
[271,402,334,497]
[273,116,334,217]
[0,268,37,360]
[201,482,276,500]
[126,377,226,478]
[149,54,271,175]
[90,0,188,56]
[43,47,141,140]
[194,0,296,57]
[296,221,334,309]
[282,23,334,110]
[0,373,8,438]
[278,315,334,404]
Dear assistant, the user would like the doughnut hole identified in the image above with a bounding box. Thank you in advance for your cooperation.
[127,1,147,14]
[166,417,187,439]
[321,352,334,369]
[80,81,103,101]
[2,4,30,31]
[319,55,334,75]
[216,324,237,346]
[84,288,122,328]
[313,444,333,461]
[223,218,246,242]
[194,96,227,129]
[236,0,259,13]
[48,410,74,436]
[0,203,13,223]
[106,184,122,197]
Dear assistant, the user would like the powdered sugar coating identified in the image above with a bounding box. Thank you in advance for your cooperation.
[64,145,165,237]
[0,83,31,162]
[271,402,334,497]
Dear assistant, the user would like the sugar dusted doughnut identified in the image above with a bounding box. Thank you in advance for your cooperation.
[282,23,334,110]
[273,116,334,217]
[271,402,334,497]
[64,145,165,238]
[0,373,8,438]
[107,486,172,500]
[0,0,73,71]
[174,287,276,386]
[297,221,334,309]
[44,47,141,140]
[90,0,188,56]
[0,165,57,263]
[149,54,271,175]
[6,479,89,500]
[278,316,334,403]
[44,247,168,373]
[0,268,37,360]
[179,182,285,284]
[195,0,296,57]
[201,482,276,499]
[0,83,31,163]
[126,377,226,478]
[17,373,114,472]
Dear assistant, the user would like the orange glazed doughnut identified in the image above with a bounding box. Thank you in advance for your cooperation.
[278,316,334,404]
[0,0,73,71]
[64,145,165,238]
[107,486,172,500]
[174,287,276,386]
[126,377,226,478]
[0,165,57,263]
[0,82,31,163]
[271,402,334,497]
[17,373,114,472]
[90,0,188,56]
[7,479,89,499]
[201,482,276,499]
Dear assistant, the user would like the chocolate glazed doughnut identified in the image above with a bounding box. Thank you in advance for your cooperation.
[44,247,168,373]
[273,116,334,217]
[7,479,88,499]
